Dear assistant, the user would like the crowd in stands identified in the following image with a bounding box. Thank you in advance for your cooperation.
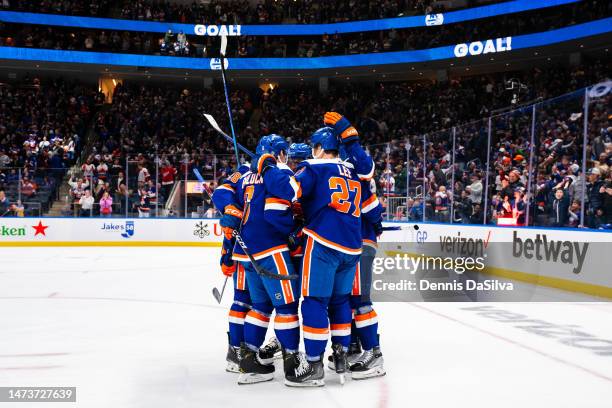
[0,59,610,227]
[0,78,103,216]
[2,0,450,24]
[1,0,112,17]
[2,1,608,59]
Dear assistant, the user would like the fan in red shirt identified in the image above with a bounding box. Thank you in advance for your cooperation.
[160,161,177,202]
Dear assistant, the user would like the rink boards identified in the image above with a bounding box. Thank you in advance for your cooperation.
[380,222,611,299]
[0,217,610,298]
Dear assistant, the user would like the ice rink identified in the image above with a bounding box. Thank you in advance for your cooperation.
[1,247,611,408]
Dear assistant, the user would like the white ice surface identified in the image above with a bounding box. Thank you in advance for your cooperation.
[1,247,611,408]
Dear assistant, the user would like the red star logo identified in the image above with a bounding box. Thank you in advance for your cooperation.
[32,221,49,236]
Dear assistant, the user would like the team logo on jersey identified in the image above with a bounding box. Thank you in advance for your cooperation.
[193,221,210,239]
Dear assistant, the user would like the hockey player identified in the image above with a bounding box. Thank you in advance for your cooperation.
[231,135,302,385]
[212,163,252,373]
[287,143,312,171]
[286,143,311,269]
[255,120,365,387]
[317,112,384,380]
[347,179,386,379]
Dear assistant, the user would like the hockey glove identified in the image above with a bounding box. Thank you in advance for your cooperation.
[288,228,304,255]
[220,205,243,239]
[251,153,277,175]
[220,248,236,277]
[373,220,384,238]
[324,112,359,144]
[291,201,304,226]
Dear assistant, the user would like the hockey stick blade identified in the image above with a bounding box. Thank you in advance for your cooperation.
[203,113,254,158]
[212,287,222,303]
[381,225,420,231]
[233,232,298,280]
[220,35,228,57]
[212,276,229,303]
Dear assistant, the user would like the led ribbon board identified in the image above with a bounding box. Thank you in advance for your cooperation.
[0,0,579,36]
[0,18,609,70]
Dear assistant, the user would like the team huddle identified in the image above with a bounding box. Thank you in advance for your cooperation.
[211,112,385,387]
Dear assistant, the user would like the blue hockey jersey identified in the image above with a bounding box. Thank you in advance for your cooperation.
[211,165,249,213]
[360,181,383,248]
[231,170,295,261]
[266,158,362,255]
[342,141,375,182]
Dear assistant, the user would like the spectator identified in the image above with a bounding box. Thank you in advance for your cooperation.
[68,175,89,216]
[136,186,150,217]
[20,177,37,198]
[79,189,95,216]
[0,190,10,215]
[137,163,150,188]
[467,174,483,204]
[99,191,113,217]
[160,160,177,201]
[408,197,423,221]
[586,167,605,227]
[550,188,570,227]
[13,200,25,217]
[434,185,450,222]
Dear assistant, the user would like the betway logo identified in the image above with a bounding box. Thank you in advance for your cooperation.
[454,37,512,58]
[512,231,588,274]
[1,225,25,236]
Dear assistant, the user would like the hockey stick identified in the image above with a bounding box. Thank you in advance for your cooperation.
[203,114,254,158]
[192,169,297,282]
[212,276,228,304]
[218,35,241,165]
[381,225,420,231]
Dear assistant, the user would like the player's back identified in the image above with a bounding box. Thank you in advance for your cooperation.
[232,170,293,261]
[296,158,362,255]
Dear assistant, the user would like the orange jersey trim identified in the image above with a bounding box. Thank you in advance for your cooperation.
[232,244,289,261]
[303,325,329,334]
[355,310,378,321]
[248,310,270,323]
[302,228,362,255]
[302,236,314,296]
[265,197,290,206]
[275,315,299,323]
[273,252,295,304]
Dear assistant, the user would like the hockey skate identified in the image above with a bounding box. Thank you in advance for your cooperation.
[225,343,242,373]
[350,346,386,380]
[327,341,361,370]
[258,337,281,365]
[284,353,325,387]
[237,347,275,384]
[330,343,348,384]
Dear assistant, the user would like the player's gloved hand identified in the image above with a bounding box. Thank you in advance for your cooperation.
[291,201,304,225]
[220,248,236,277]
[373,220,384,238]
[220,205,243,239]
[288,228,304,255]
[324,112,359,144]
[250,153,277,175]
